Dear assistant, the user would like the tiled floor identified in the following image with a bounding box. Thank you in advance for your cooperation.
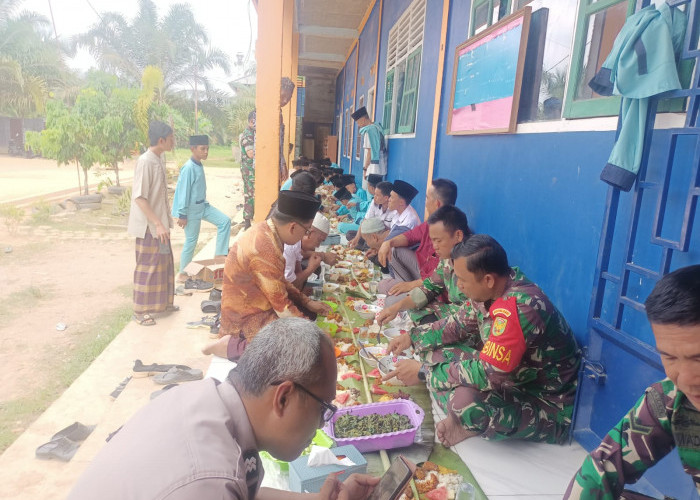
[431,399,588,499]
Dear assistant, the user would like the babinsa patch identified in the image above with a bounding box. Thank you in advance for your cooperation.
[479,297,526,372]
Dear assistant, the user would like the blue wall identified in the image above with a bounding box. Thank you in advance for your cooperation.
[351,2,381,176]
[339,44,358,172]
[332,0,700,495]
[371,0,446,216]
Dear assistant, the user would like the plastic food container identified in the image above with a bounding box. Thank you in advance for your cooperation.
[289,445,367,493]
[323,400,425,453]
[378,355,412,386]
[358,345,386,368]
[381,327,404,341]
[354,303,381,319]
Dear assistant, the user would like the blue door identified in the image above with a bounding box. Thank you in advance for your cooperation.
[574,1,700,497]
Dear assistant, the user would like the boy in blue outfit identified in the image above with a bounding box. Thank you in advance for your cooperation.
[172,135,231,281]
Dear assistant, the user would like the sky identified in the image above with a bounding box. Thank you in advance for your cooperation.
[21,0,258,93]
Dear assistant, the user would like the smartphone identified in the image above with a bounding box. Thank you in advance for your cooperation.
[366,456,413,500]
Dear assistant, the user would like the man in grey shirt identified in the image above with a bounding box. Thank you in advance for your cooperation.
[67,318,379,500]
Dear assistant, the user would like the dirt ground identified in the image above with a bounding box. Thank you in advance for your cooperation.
[0,154,242,441]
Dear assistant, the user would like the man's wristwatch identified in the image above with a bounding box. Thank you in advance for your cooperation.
[417,365,428,382]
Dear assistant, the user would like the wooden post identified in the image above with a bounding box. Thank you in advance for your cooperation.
[290,32,300,158]
[425,0,451,219]
[282,0,294,168]
[254,0,285,221]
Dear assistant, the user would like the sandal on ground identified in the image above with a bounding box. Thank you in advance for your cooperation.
[132,314,156,326]
[51,422,95,442]
[133,360,192,377]
[35,436,80,462]
[164,305,180,313]
[153,367,203,385]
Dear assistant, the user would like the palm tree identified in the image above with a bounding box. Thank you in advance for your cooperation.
[73,0,230,94]
[0,0,73,117]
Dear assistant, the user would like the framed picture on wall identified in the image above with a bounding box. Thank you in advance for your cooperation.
[447,7,531,135]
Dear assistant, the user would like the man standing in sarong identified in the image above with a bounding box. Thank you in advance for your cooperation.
[127,121,178,326]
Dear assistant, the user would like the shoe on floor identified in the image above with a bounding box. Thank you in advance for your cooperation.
[133,359,192,377]
[209,288,222,301]
[175,285,193,296]
[51,422,95,442]
[36,436,80,462]
[153,367,203,385]
[184,278,214,292]
[110,376,132,399]
[200,300,221,314]
[150,383,179,400]
[186,318,216,329]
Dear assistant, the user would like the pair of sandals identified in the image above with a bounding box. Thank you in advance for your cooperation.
[133,304,180,326]
[35,422,95,462]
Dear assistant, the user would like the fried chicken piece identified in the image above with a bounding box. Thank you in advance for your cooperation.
[415,471,439,493]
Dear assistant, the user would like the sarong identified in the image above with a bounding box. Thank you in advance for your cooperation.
[133,229,174,314]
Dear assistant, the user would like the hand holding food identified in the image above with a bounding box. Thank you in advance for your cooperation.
[382,359,422,386]
[376,305,399,326]
[309,300,332,316]
[388,334,412,355]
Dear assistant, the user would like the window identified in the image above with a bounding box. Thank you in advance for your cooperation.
[564,0,691,119]
[470,0,511,36]
[517,0,577,122]
[563,0,634,118]
[466,0,691,123]
[343,108,352,157]
[355,95,365,160]
[383,0,426,135]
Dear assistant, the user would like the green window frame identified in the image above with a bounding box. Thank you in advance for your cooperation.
[564,0,693,119]
[563,0,635,119]
[470,0,512,36]
[397,48,422,134]
[382,69,395,135]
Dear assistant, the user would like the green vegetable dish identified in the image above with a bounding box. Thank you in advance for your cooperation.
[334,413,412,438]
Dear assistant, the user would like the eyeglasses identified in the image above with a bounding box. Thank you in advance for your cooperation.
[271,381,337,423]
[296,220,314,236]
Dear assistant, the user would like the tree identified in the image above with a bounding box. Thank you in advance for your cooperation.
[97,87,141,187]
[0,0,73,117]
[26,91,104,195]
[73,0,230,94]
[227,83,256,142]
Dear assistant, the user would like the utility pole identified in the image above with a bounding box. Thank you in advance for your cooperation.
[47,0,59,41]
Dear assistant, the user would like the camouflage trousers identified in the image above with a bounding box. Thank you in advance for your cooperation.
[428,345,572,444]
[240,163,255,223]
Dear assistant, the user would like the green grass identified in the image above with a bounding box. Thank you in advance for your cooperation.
[0,303,132,453]
[0,285,53,321]
[172,145,238,169]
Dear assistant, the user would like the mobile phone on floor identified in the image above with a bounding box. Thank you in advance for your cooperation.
[366,456,413,500]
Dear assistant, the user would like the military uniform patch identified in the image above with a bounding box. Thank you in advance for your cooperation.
[479,297,527,372]
[492,317,508,337]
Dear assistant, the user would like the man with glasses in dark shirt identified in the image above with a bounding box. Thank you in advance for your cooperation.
[68,318,379,500]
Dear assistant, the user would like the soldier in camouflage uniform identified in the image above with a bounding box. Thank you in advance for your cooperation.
[565,265,700,499]
[240,110,256,229]
[377,205,471,328]
[385,235,580,446]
